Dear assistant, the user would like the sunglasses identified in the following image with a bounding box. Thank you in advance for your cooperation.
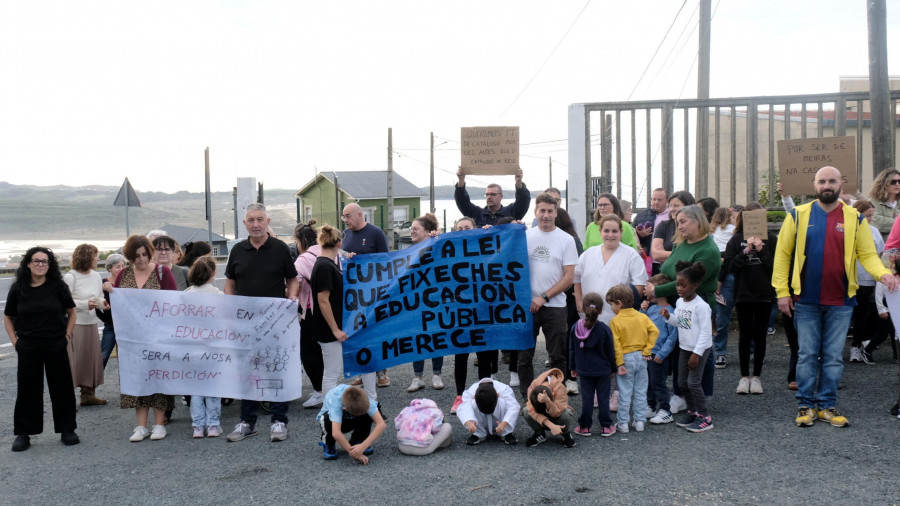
[889,179,900,185]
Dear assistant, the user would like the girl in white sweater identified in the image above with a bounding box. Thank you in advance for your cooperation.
[184,257,224,438]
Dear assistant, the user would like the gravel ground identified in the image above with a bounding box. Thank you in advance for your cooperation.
[2,326,899,505]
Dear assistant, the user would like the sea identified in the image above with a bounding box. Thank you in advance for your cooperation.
[0,199,537,263]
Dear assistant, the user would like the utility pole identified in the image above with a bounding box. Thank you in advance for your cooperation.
[695,0,711,197]
[387,128,395,250]
[430,131,435,213]
[204,147,213,246]
[868,0,893,173]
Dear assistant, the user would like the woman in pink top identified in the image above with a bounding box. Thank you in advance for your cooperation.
[294,221,327,409]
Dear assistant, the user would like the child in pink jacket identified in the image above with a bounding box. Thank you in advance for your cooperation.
[394,398,452,456]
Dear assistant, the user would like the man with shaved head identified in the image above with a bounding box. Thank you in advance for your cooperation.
[773,166,898,428]
[340,203,389,390]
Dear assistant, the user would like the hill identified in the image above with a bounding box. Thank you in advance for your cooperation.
[0,182,301,240]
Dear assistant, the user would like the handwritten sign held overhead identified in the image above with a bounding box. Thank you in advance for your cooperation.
[741,209,768,238]
[111,289,301,401]
[341,224,533,376]
[777,136,857,194]
[460,126,519,175]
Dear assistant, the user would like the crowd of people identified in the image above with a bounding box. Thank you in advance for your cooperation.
[6,165,900,459]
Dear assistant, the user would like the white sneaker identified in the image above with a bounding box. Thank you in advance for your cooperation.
[270,421,288,442]
[615,422,629,434]
[669,395,687,414]
[566,379,579,395]
[736,377,751,394]
[129,426,150,442]
[150,424,167,441]
[432,375,444,390]
[633,421,645,432]
[650,409,674,424]
[302,391,324,408]
[849,347,861,363]
[508,372,520,387]
[750,377,764,394]
[407,377,425,392]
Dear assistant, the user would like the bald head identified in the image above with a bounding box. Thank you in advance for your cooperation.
[341,203,365,231]
[814,166,843,206]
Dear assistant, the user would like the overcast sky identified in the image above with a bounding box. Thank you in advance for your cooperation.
[1,0,897,194]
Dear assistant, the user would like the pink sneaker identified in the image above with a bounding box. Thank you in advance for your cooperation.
[206,425,222,438]
[574,426,592,437]
[192,426,205,439]
[600,425,616,437]
[450,396,463,415]
[609,390,619,412]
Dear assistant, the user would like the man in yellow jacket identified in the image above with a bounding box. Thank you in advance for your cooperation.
[773,166,899,428]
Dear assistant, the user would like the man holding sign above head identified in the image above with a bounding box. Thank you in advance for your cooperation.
[224,203,299,443]
[773,166,899,429]
[518,193,577,399]
[455,167,531,228]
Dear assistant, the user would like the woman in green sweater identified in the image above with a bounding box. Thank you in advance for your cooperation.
[583,193,640,251]
[645,204,721,402]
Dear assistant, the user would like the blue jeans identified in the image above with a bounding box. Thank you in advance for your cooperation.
[413,358,443,376]
[793,302,854,409]
[616,351,649,425]
[714,274,735,357]
[101,325,116,368]
[190,396,222,427]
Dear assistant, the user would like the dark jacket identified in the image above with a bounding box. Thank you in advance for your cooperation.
[568,321,616,377]
[723,231,778,304]
[454,183,531,227]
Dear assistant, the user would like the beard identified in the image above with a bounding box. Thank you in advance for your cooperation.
[817,189,839,204]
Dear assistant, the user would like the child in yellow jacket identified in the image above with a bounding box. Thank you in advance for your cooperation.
[607,284,659,433]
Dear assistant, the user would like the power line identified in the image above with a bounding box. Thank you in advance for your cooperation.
[625,0,689,102]
[497,0,592,120]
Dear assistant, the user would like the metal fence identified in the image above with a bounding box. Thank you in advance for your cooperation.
[569,91,900,228]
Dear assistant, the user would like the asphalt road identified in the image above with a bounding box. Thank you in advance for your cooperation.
[2,322,899,505]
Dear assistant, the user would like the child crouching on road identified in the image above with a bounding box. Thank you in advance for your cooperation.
[317,385,386,464]
[456,378,520,446]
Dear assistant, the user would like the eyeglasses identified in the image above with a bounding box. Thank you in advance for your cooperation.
[597,203,612,208]
[341,214,356,221]
[30,259,49,265]
[889,179,900,185]
[156,248,172,252]
[484,192,500,197]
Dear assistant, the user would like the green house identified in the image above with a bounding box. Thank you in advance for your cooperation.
[294,170,426,233]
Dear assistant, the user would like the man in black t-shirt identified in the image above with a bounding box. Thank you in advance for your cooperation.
[224,203,299,443]
[341,203,390,390]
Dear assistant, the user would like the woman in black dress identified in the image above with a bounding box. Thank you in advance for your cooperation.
[4,247,79,451]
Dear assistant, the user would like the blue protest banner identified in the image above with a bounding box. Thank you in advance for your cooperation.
[341,224,533,376]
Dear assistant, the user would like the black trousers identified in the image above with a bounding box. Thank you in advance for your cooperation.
[300,317,324,392]
[15,337,77,435]
[454,351,497,395]
[322,402,383,447]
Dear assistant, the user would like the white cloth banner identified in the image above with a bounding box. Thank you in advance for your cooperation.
[111,288,301,401]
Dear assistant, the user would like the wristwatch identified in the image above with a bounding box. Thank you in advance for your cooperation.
[541,292,550,303]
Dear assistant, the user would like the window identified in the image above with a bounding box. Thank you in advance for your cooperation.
[392,206,409,227]
[362,207,375,224]
[305,205,313,223]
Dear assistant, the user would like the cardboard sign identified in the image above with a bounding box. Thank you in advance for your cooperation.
[460,126,519,175]
[111,289,302,401]
[777,136,857,194]
[741,209,768,238]
[340,224,533,376]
